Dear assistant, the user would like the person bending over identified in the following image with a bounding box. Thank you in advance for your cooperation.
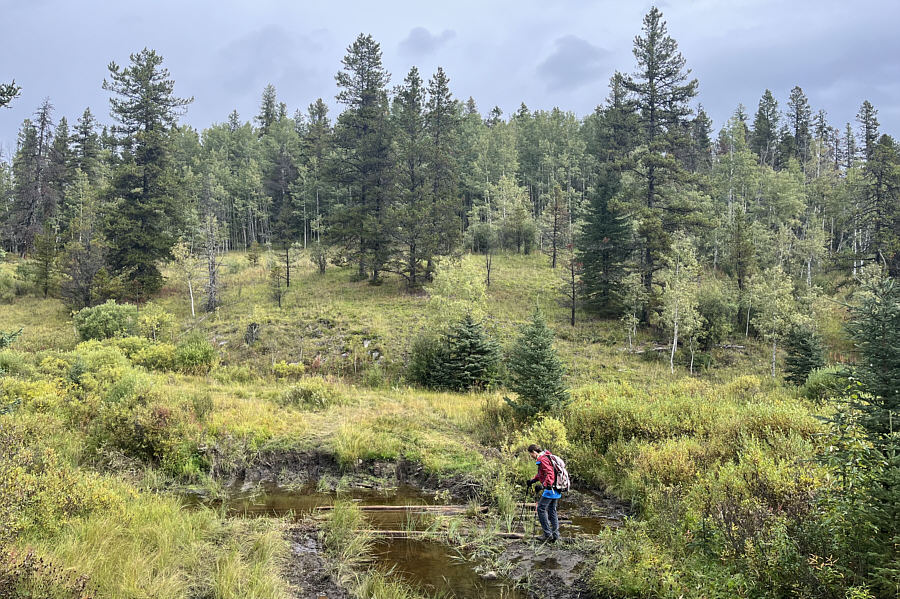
[525,443,561,543]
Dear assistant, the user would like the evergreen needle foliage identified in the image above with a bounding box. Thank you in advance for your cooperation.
[783,325,825,385]
[505,310,568,419]
[409,312,499,392]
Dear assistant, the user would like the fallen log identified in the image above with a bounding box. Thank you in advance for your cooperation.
[314,504,487,513]
[360,530,526,539]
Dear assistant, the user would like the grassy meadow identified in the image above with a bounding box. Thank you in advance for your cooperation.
[1,251,867,598]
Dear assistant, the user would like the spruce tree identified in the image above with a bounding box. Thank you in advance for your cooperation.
[579,166,630,316]
[783,324,826,385]
[786,85,812,163]
[440,312,500,391]
[102,48,192,299]
[751,89,779,166]
[856,100,879,161]
[506,310,568,419]
[0,80,20,108]
[848,276,900,436]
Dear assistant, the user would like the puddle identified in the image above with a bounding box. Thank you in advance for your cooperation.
[183,482,442,530]
[374,538,524,599]
[183,482,613,535]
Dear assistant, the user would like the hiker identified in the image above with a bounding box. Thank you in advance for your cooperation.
[524,443,564,543]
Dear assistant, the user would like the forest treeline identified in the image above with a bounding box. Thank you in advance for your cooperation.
[1,8,898,321]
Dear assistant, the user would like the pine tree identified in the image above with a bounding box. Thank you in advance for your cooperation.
[856,100,879,161]
[751,89,779,166]
[506,310,568,420]
[0,80,20,108]
[73,108,102,182]
[862,135,900,273]
[783,324,825,385]
[32,223,58,297]
[579,167,631,315]
[331,34,393,283]
[102,48,192,299]
[542,185,568,269]
[388,66,429,288]
[424,66,462,278]
[586,72,638,165]
[786,86,812,163]
[624,6,699,295]
[255,84,278,136]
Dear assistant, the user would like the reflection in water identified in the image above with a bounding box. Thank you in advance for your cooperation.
[184,483,610,598]
[374,538,524,599]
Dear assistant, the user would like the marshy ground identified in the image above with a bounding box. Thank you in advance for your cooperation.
[0,252,831,598]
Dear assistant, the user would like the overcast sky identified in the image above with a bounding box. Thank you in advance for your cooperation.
[2,0,899,157]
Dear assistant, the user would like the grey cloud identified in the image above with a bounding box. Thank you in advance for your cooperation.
[536,35,611,92]
[399,27,455,56]
[216,26,316,93]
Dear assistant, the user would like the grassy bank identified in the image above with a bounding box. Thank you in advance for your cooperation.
[1,250,857,598]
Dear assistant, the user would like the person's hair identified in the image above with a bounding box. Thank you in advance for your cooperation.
[527,444,542,453]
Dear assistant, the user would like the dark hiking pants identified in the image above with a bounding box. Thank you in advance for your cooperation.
[536,495,559,539]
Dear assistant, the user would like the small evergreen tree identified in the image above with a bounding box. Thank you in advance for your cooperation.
[783,325,826,385]
[506,310,568,419]
[441,313,500,391]
[408,313,499,392]
[848,276,900,436]
[32,223,58,298]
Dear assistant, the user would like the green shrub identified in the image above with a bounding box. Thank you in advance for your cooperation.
[73,300,137,341]
[279,377,344,410]
[801,366,849,402]
[0,350,33,377]
[0,270,16,303]
[697,278,737,349]
[137,302,176,342]
[189,392,214,421]
[0,328,21,349]
[212,365,254,384]
[111,336,153,358]
[407,333,447,387]
[174,334,218,375]
[272,361,305,379]
[132,343,177,371]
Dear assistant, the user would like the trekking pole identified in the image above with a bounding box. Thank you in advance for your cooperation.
[519,485,529,535]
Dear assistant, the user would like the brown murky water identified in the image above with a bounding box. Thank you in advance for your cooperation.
[184,484,610,598]
[374,538,525,599]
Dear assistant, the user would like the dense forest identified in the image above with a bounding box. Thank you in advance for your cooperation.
[2,8,897,308]
[1,7,899,599]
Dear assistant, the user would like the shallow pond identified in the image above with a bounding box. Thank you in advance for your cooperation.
[186,483,611,598]
[374,538,525,599]
[185,482,611,535]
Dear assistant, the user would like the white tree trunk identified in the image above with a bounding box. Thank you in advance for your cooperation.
[771,338,777,378]
[670,315,679,375]
[188,279,195,318]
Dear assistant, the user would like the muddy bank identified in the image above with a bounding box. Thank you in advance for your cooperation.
[284,525,350,599]
[498,539,598,599]
[216,448,479,498]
